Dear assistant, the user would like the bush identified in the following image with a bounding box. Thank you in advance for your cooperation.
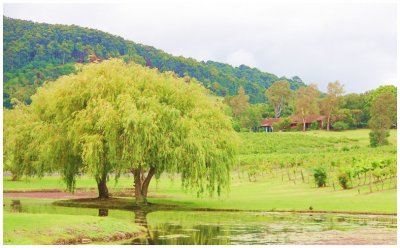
[240,127,249,132]
[272,117,292,132]
[310,121,319,130]
[272,122,281,132]
[297,123,304,131]
[341,146,350,152]
[280,118,292,131]
[337,172,351,189]
[337,167,353,189]
[369,129,389,147]
[313,167,327,187]
[332,121,349,131]
[232,120,241,132]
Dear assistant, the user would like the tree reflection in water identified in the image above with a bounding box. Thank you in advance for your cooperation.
[130,209,231,245]
[131,209,155,245]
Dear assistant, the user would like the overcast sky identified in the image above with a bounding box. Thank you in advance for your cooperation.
[3,0,397,93]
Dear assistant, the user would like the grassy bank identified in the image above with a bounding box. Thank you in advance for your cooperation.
[3,212,144,244]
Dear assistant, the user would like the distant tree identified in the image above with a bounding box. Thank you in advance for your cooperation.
[340,93,368,127]
[294,84,320,131]
[265,80,292,118]
[320,81,345,131]
[365,85,397,107]
[60,42,73,65]
[227,87,250,117]
[291,76,303,83]
[368,92,397,147]
[239,104,264,131]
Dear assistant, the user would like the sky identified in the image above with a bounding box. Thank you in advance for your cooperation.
[3,0,397,93]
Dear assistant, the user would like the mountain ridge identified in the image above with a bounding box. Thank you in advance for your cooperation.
[3,16,306,107]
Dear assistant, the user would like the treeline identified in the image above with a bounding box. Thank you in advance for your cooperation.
[3,16,304,107]
[226,81,397,136]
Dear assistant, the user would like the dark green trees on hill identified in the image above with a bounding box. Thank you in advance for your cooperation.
[3,16,305,107]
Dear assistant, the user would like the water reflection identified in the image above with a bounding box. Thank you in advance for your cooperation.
[4,199,396,245]
[131,209,155,245]
[128,211,397,245]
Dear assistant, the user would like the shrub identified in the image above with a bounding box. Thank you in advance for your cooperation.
[232,120,241,132]
[310,121,319,130]
[272,122,281,132]
[369,129,389,147]
[280,118,292,131]
[313,167,327,187]
[337,172,351,189]
[272,117,292,132]
[332,121,349,131]
[297,123,304,131]
[337,167,353,189]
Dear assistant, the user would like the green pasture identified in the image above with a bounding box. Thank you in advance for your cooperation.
[3,129,397,244]
[3,129,397,213]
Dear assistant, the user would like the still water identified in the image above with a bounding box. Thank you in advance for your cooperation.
[4,199,397,245]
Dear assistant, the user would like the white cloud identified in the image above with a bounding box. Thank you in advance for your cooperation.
[226,50,257,68]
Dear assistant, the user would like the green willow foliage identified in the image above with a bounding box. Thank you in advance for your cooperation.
[15,59,237,197]
[3,16,304,107]
[4,104,37,180]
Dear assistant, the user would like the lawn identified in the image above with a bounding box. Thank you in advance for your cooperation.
[3,129,397,214]
[3,129,397,245]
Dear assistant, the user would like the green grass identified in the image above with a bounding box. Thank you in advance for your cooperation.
[3,129,397,245]
[3,175,133,191]
[49,173,396,213]
[146,174,397,213]
[3,211,144,245]
[3,129,397,214]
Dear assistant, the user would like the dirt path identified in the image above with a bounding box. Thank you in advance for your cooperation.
[3,191,97,199]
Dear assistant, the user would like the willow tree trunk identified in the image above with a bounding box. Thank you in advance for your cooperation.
[97,175,109,199]
[133,167,156,204]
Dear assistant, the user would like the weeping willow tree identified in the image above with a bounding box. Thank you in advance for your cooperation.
[27,59,237,201]
[4,102,38,180]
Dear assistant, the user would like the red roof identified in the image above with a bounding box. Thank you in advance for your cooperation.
[260,118,281,127]
[290,115,326,123]
[260,115,326,127]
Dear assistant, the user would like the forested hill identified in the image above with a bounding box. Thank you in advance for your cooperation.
[3,16,306,108]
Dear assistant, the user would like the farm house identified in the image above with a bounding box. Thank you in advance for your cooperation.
[260,115,326,132]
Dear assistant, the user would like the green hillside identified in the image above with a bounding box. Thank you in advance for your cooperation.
[3,16,305,108]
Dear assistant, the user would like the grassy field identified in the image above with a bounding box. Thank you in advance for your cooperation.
[3,130,397,213]
[3,129,397,244]
[3,129,397,213]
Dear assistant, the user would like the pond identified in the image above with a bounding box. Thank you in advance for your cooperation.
[4,199,397,245]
